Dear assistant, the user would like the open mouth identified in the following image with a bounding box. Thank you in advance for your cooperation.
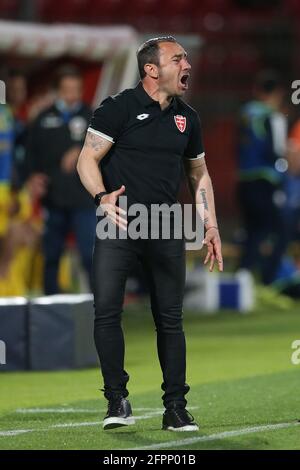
[180,74,189,89]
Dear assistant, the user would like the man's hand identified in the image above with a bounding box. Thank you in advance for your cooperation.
[26,173,49,200]
[61,146,81,173]
[203,227,223,272]
[99,185,127,231]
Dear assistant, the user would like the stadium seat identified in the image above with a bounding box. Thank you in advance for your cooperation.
[286,0,300,15]
[84,0,126,24]
[122,0,160,30]
[0,0,18,19]
[38,0,87,23]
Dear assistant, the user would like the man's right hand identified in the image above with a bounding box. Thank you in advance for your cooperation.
[99,185,127,231]
[26,173,49,200]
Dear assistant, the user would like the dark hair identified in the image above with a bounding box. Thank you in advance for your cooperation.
[54,65,82,89]
[136,36,177,79]
[255,69,283,94]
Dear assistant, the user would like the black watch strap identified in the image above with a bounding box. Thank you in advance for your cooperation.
[94,191,108,207]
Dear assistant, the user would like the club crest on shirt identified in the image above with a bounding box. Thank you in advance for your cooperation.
[174,115,186,133]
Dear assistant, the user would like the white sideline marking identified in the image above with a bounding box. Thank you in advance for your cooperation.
[15,406,199,414]
[130,421,300,450]
[0,430,33,437]
[16,408,101,413]
[50,411,163,430]
[1,410,298,446]
[0,410,164,437]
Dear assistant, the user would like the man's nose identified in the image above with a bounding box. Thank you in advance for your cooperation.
[183,59,191,71]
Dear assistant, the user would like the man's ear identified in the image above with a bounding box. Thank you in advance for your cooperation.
[144,63,159,79]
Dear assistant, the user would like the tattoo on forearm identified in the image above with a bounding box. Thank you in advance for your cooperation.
[86,132,107,152]
[200,189,208,210]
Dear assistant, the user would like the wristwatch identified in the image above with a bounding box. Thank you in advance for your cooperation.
[94,191,107,207]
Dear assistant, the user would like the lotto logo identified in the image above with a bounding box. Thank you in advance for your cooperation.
[136,113,149,120]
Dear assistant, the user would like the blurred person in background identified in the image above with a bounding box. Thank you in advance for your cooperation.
[0,80,41,295]
[0,99,15,246]
[6,70,29,189]
[237,70,288,285]
[286,115,300,241]
[26,65,95,295]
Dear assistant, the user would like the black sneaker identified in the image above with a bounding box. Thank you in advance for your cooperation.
[103,395,135,430]
[162,407,199,432]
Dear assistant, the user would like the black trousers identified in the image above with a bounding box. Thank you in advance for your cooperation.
[237,179,287,285]
[92,233,190,409]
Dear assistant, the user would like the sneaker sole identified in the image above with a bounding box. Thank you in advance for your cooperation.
[103,416,135,430]
[163,424,199,432]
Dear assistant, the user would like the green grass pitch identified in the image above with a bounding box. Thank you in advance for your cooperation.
[0,300,300,450]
